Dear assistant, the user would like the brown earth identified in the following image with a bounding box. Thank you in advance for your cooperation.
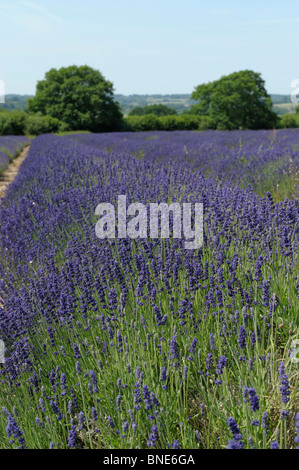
[0,145,30,199]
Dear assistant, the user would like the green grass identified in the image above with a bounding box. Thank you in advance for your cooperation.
[55,130,91,137]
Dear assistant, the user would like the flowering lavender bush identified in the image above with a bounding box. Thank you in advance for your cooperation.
[68,129,299,200]
[0,135,30,174]
[0,151,10,173]
[0,131,298,449]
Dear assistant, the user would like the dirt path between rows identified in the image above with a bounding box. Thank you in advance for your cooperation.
[0,145,30,199]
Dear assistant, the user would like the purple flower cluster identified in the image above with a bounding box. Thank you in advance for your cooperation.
[279,362,291,404]
[227,417,244,449]
[4,409,25,449]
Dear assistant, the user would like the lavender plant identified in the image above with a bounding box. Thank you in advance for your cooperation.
[0,130,298,449]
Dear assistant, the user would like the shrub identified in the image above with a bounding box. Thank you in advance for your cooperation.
[24,114,70,135]
[125,114,214,131]
[125,114,161,131]
[0,111,27,135]
[198,116,217,130]
[159,115,201,130]
[279,114,298,128]
[129,104,177,117]
[158,115,180,130]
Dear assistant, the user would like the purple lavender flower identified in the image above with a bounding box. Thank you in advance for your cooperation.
[73,343,81,359]
[150,392,161,407]
[209,333,215,350]
[60,373,67,396]
[172,439,180,449]
[281,409,289,419]
[161,366,167,383]
[75,361,81,375]
[5,413,25,448]
[122,421,129,433]
[91,407,98,421]
[78,411,85,429]
[251,419,260,426]
[279,362,290,404]
[107,416,115,429]
[170,335,179,360]
[35,417,44,428]
[227,439,243,449]
[216,355,227,375]
[143,385,153,410]
[262,411,268,432]
[147,425,158,447]
[67,423,77,448]
[116,394,122,411]
[295,413,299,449]
[205,353,213,370]
[227,417,243,448]
[50,401,62,420]
[90,370,98,393]
[270,441,279,449]
[248,388,260,412]
[238,326,247,349]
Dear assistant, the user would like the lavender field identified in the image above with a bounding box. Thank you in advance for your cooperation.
[0,136,30,174]
[0,130,298,449]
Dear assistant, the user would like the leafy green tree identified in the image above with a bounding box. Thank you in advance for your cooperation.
[295,106,299,114]
[129,104,177,117]
[128,106,145,116]
[190,70,277,130]
[27,65,123,132]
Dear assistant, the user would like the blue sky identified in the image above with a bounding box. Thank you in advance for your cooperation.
[0,0,299,96]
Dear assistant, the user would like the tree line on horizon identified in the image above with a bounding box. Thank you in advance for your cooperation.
[0,65,299,135]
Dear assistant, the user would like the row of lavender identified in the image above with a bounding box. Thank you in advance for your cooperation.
[0,136,30,173]
[0,133,298,449]
[69,129,299,200]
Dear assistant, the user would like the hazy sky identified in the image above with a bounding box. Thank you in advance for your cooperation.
[0,0,299,96]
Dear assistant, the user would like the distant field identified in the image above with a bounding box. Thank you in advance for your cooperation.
[114,94,196,115]
[273,103,298,115]
[2,93,296,116]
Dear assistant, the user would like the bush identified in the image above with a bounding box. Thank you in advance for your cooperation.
[0,111,27,135]
[129,104,177,117]
[125,114,215,131]
[125,114,161,131]
[158,115,201,130]
[198,116,217,130]
[24,114,70,135]
[279,114,298,128]
[0,111,69,136]
[158,115,180,130]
